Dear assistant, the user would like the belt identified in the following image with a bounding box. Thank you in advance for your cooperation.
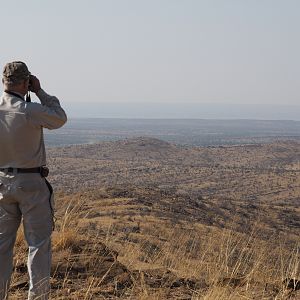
[0,167,41,173]
[0,166,49,177]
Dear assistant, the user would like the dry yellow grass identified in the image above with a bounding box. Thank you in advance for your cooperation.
[8,192,299,299]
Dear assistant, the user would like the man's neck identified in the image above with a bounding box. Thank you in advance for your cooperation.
[4,84,26,97]
[5,90,24,97]
[4,90,25,100]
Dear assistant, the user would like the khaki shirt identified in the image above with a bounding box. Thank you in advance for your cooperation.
[0,89,67,168]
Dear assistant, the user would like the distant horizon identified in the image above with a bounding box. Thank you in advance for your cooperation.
[44,117,300,148]
[68,117,300,122]
[63,102,300,121]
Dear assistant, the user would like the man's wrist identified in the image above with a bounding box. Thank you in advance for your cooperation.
[35,89,44,97]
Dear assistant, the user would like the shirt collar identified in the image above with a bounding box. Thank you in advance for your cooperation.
[4,90,25,101]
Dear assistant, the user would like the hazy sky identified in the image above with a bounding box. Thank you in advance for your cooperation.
[1,0,300,115]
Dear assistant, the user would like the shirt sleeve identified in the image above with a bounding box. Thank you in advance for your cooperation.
[26,89,67,129]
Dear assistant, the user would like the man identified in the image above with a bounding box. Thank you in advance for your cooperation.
[0,61,67,300]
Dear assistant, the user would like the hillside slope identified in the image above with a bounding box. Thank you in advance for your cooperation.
[47,137,300,237]
[10,137,300,299]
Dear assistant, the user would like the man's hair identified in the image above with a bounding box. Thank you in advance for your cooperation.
[2,61,30,86]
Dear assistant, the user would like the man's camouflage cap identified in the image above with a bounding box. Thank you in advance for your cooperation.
[2,61,31,84]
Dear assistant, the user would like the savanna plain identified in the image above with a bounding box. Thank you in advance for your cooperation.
[9,132,300,299]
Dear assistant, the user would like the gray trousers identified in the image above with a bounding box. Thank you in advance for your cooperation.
[0,171,53,300]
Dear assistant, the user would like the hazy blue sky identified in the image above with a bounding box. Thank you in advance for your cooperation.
[1,0,300,118]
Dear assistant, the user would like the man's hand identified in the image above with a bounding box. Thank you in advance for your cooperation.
[29,75,42,93]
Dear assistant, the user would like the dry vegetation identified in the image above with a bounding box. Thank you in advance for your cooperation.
[9,137,300,299]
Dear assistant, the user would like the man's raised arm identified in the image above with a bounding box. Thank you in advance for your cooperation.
[26,75,67,129]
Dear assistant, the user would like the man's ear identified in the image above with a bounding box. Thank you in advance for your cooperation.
[22,79,29,88]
